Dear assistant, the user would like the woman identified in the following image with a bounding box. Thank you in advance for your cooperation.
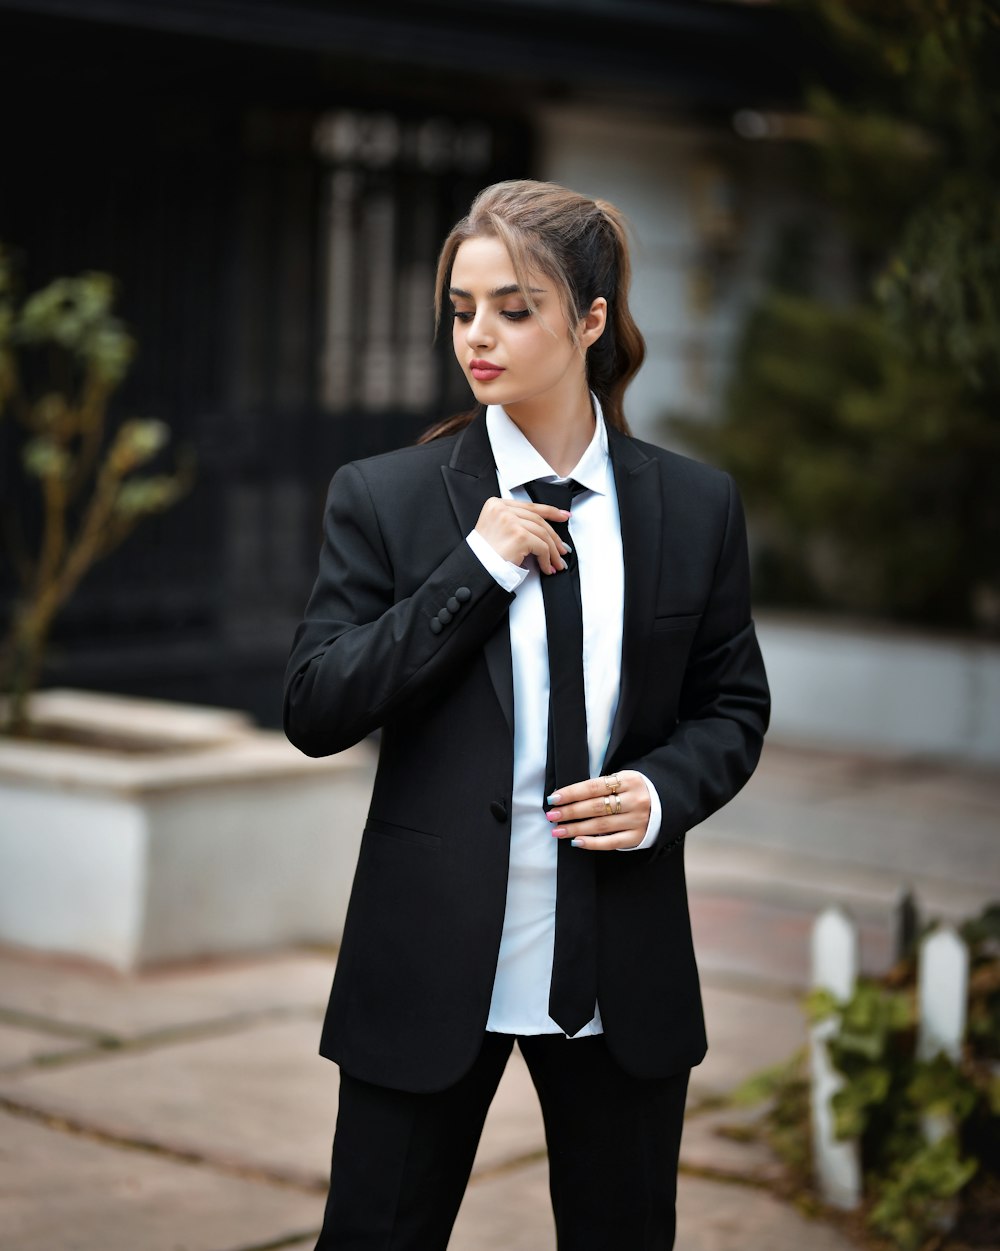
[284,179,770,1250]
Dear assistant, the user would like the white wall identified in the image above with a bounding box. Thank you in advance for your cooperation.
[758,615,1000,764]
[0,784,147,967]
[534,103,794,443]
[0,704,378,971]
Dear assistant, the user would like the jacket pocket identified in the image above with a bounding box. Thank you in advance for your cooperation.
[364,816,442,851]
[652,612,702,633]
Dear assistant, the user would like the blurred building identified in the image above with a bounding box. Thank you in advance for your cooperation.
[0,0,806,724]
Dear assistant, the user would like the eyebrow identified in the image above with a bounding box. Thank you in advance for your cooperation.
[449,284,546,299]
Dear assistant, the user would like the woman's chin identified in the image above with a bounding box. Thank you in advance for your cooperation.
[468,379,511,404]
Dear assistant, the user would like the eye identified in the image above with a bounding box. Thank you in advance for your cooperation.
[451,308,473,323]
[501,309,532,321]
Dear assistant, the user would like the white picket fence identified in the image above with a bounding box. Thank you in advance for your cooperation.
[810,903,970,1210]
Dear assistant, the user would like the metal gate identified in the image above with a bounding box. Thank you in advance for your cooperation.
[0,76,529,722]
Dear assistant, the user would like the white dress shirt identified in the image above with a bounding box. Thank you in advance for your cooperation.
[466,399,661,1038]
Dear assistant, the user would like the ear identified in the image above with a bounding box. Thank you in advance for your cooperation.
[578,296,608,350]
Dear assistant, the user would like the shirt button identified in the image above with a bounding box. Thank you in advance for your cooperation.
[455,586,472,602]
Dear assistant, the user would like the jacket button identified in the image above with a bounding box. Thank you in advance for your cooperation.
[490,799,508,822]
[455,586,472,602]
[438,607,453,625]
[429,617,443,635]
[446,596,460,614]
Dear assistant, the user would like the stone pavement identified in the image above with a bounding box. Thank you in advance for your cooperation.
[1,743,997,1250]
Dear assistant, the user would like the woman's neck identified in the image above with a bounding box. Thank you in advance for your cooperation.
[505,385,596,478]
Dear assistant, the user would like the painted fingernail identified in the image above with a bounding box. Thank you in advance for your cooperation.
[551,827,567,837]
[570,838,582,848]
[562,545,573,554]
[546,810,561,821]
[548,792,562,804]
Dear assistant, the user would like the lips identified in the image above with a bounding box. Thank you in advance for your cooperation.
[469,359,505,382]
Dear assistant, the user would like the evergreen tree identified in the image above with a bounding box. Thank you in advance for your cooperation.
[675,0,1000,631]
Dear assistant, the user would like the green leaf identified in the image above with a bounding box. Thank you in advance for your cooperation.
[870,1136,978,1251]
[14,272,135,381]
[86,322,134,386]
[108,418,171,474]
[909,1056,977,1122]
[831,1087,868,1139]
[805,987,840,1024]
[22,437,72,480]
[961,901,1000,951]
[113,474,185,517]
[728,1051,807,1107]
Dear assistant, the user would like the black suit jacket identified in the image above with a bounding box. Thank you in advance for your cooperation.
[283,412,770,1093]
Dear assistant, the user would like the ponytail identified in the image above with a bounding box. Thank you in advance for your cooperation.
[584,200,645,435]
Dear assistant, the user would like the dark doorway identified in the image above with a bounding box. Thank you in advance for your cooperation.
[0,14,529,724]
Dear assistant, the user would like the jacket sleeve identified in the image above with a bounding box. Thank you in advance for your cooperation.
[621,474,770,856]
[283,461,514,757]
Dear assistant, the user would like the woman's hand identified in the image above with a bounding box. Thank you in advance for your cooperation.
[545,771,652,850]
[475,497,571,575]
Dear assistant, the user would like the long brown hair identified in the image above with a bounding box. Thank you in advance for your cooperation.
[419,179,645,443]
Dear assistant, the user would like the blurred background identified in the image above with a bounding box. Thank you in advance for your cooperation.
[0,0,902,717]
[2,0,996,756]
[1,4,998,1248]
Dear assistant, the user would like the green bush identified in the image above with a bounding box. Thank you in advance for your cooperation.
[677,296,997,626]
[735,903,1000,1250]
[671,0,1000,633]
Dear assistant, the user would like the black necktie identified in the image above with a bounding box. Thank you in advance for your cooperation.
[524,478,597,1037]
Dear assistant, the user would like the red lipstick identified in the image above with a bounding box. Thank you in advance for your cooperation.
[470,359,505,382]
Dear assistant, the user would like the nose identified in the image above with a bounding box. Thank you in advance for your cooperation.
[465,309,494,350]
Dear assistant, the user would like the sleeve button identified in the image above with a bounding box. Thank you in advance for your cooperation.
[429,617,443,635]
[455,586,472,602]
[437,608,453,625]
[446,596,460,613]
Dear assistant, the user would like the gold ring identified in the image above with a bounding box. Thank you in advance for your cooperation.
[611,794,623,815]
[603,795,613,816]
[604,773,621,795]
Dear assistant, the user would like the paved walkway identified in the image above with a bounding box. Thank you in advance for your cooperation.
[1,744,997,1250]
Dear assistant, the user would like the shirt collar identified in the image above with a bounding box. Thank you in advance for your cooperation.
[485,394,610,496]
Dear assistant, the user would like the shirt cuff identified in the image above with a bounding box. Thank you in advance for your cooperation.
[619,772,661,851]
[466,530,529,592]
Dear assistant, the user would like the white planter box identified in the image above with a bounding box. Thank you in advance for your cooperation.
[0,690,376,971]
[758,615,1000,765]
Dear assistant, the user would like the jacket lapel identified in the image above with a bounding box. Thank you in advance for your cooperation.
[437,414,661,756]
[440,412,515,737]
[603,426,663,770]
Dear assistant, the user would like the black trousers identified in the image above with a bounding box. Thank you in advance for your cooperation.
[315,1032,690,1250]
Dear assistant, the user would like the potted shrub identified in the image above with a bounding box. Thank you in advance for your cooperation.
[0,249,191,734]
[0,250,374,969]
